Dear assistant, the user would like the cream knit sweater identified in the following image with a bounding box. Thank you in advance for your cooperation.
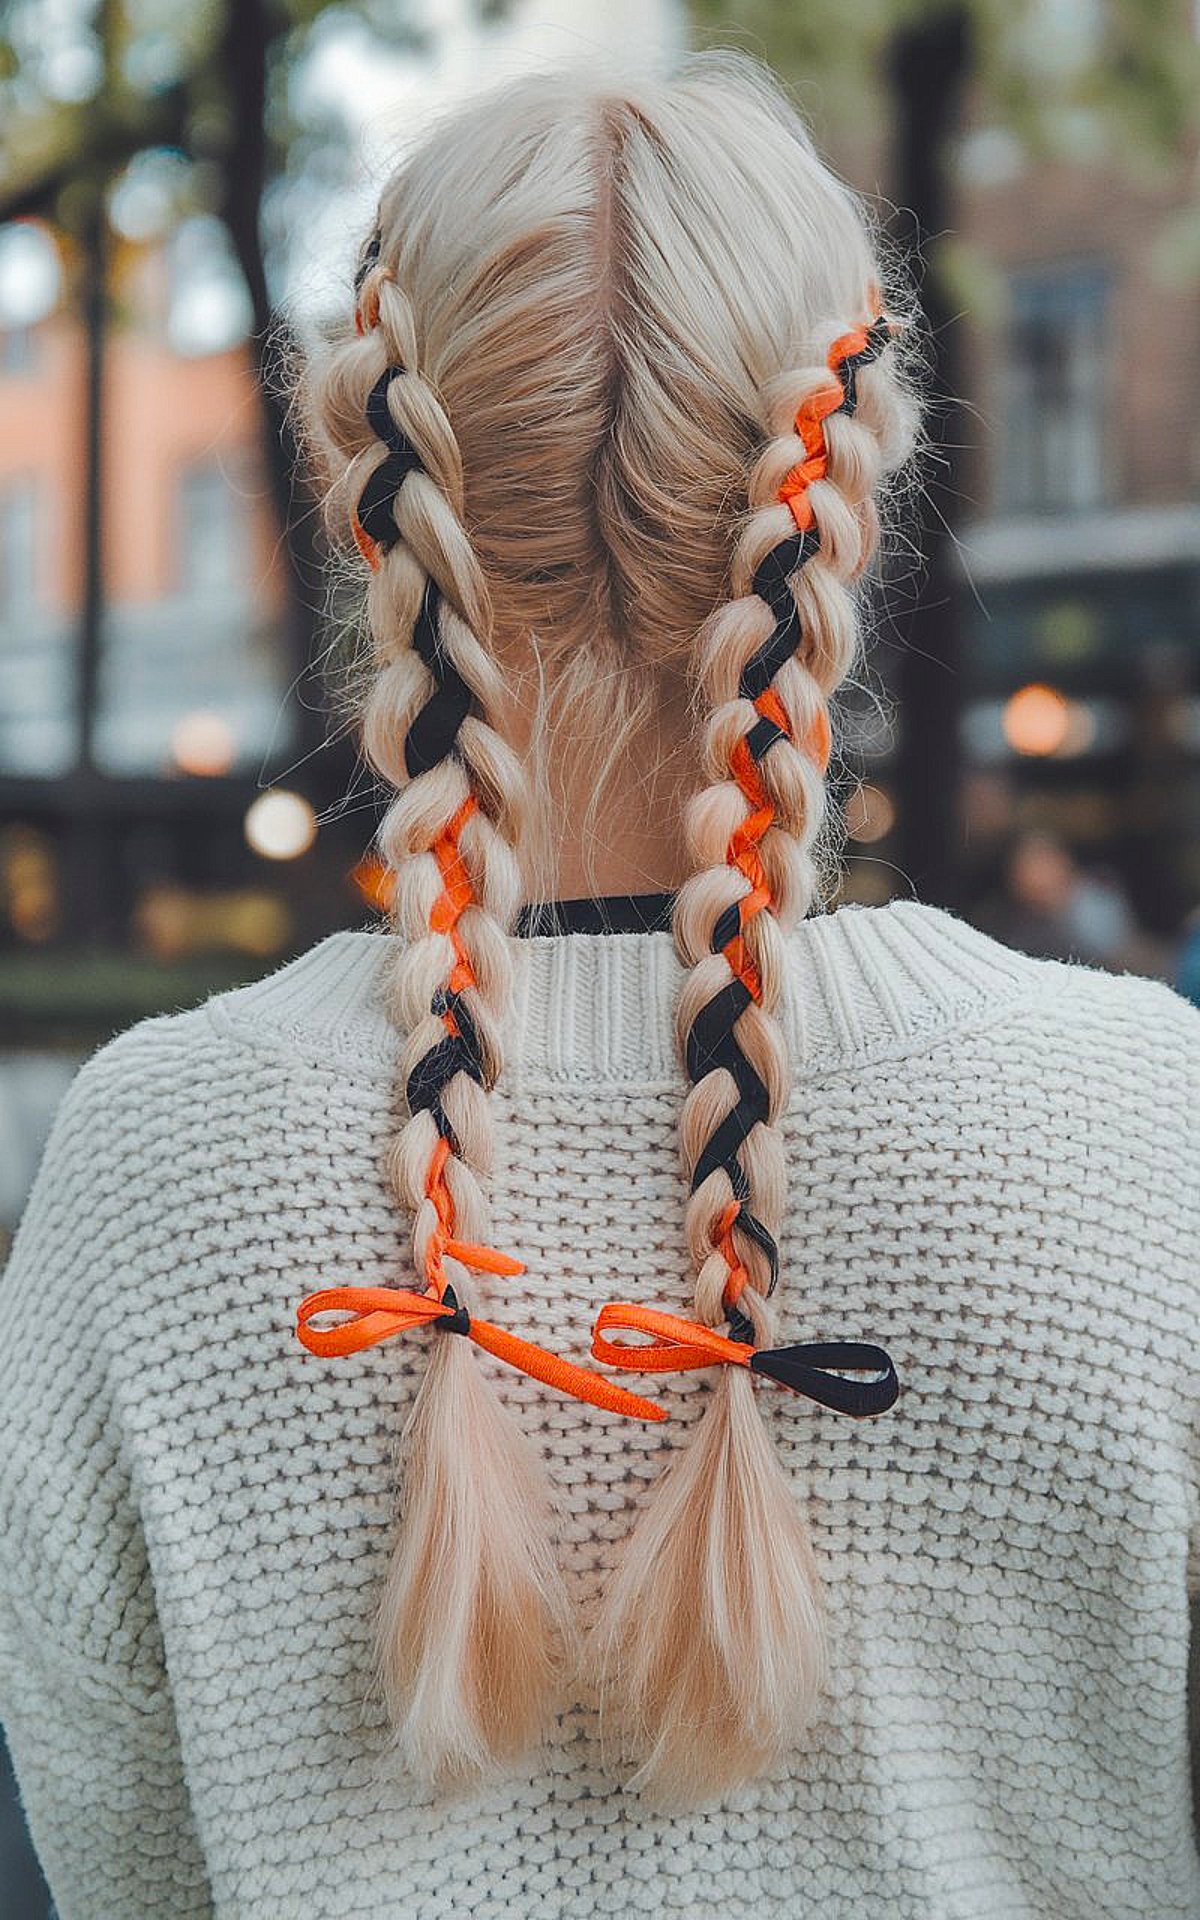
[2,898,1200,1920]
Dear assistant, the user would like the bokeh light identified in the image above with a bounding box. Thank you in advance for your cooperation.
[171,711,237,777]
[0,221,62,329]
[1003,683,1072,756]
[244,790,318,861]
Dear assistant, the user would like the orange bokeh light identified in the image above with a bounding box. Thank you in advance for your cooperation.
[1003,683,1071,757]
[171,710,236,776]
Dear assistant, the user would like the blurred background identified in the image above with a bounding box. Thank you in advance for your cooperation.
[1,0,1199,1906]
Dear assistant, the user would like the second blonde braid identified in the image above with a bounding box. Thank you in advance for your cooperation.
[587,311,909,1805]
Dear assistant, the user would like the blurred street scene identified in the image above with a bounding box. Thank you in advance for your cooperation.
[2,0,1199,1904]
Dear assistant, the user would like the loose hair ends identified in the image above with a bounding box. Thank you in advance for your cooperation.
[587,1366,829,1807]
[371,1331,578,1785]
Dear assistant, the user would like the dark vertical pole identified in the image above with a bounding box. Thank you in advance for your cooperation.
[77,199,105,776]
[62,0,120,944]
[888,10,970,908]
[216,0,336,784]
[62,193,114,944]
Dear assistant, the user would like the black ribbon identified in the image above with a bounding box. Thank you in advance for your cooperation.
[352,375,477,781]
[684,314,895,1321]
[749,1339,899,1418]
[737,316,889,705]
[432,1282,471,1337]
[726,1304,898,1416]
[405,983,487,1151]
[355,371,483,1153]
[356,368,423,553]
[405,578,474,778]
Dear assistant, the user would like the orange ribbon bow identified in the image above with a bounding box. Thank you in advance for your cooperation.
[297,1283,666,1422]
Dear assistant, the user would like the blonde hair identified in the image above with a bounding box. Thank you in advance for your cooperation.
[298,50,920,1807]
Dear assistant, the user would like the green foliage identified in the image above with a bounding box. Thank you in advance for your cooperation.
[688,0,1200,165]
[0,0,437,237]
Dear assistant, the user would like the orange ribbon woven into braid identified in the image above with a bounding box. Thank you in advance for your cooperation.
[596,298,900,1381]
[583,292,905,1809]
[292,224,664,1793]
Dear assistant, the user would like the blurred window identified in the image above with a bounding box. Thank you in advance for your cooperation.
[0,473,75,776]
[1002,265,1110,513]
[176,459,249,595]
[166,216,252,359]
[0,479,38,611]
[0,325,35,376]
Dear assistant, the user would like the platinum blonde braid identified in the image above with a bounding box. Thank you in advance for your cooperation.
[292,52,924,1812]
[309,251,577,1784]
[587,312,912,1806]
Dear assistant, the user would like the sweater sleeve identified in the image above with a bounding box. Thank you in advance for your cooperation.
[0,1035,215,1920]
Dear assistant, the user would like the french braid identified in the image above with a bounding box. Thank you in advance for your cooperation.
[587,311,905,1805]
[305,246,578,1784]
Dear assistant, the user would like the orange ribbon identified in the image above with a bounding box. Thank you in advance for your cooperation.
[297,1285,666,1422]
[777,303,891,534]
[592,1302,755,1374]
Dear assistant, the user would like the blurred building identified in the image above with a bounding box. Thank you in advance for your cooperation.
[0,221,381,1282]
[2,248,292,776]
[952,119,1200,959]
[2,6,1198,1108]
[0,216,377,1070]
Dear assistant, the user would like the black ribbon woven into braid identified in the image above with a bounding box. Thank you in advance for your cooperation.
[355,369,483,1150]
[685,316,891,1326]
[406,983,487,1138]
[355,368,476,780]
[356,368,424,552]
[353,226,382,296]
[405,577,473,778]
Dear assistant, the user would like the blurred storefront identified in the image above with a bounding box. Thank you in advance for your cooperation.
[953,133,1200,965]
[806,30,1200,986]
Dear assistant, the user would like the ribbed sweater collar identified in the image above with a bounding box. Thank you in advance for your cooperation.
[209,899,1041,1087]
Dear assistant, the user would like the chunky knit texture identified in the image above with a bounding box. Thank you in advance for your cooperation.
[2,897,1199,1920]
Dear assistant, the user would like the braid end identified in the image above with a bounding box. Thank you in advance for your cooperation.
[584,1367,829,1808]
[371,1334,578,1784]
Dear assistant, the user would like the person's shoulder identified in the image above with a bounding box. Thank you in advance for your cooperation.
[903,899,1200,1107]
[65,923,394,1108]
[1049,948,1200,1045]
[10,931,375,1217]
[36,999,218,1192]
[202,923,395,1075]
[787,896,1200,1087]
